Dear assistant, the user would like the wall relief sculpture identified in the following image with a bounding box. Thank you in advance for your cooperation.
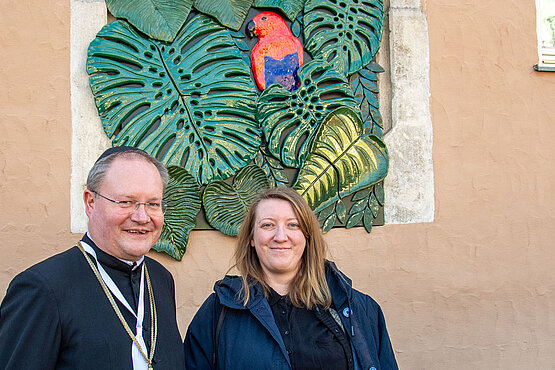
[86,0,388,260]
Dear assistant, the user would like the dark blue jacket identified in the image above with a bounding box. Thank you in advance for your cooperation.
[184,262,398,370]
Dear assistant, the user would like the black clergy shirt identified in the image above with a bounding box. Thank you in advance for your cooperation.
[268,288,354,370]
[83,233,153,350]
[0,234,185,369]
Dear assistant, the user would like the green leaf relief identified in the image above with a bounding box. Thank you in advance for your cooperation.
[293,106,388,213]
[106,0,194,42]
[193,0,254,30]
[257,59,358,168]
[345,210,363,229]
[153,166,201,260]
[87,17,260,186]
[350,65,384,136]
[254,146,289,187]
[336,200,346,224]
[362,209,374,232]
[203,165,270,236]
[322,213,336,233]
[304,0,384,76]
[253,0,306,21]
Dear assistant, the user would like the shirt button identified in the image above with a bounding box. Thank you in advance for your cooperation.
[284,330,289,335]
[281,310,286,315]
[334,328,339,333]
[369,367,377,370]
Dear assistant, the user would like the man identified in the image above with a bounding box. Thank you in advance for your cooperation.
[0,146,185,369]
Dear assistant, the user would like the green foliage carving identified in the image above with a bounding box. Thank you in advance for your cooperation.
[293,106,388,213]
[153,166,201,260]
[257,60,358,168]
[346,183,384,232]
[87,17,260,186]
[105,0,194,42]
[303,0,384,76]
[255,146,289,187]
[194,0,254,31]
[86,2,390,258]
[291,15,303,38]
[203,165,270,236]
[350,63,385,136]
[317,199,346,233]
[253,0,306,21]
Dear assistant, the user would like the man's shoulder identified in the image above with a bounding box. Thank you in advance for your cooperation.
[144,255,173,280]
[17,246,84,283]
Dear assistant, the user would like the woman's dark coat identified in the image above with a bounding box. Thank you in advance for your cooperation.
[184,261,398,370]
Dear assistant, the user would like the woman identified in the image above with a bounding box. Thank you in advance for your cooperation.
[184,187,398,369]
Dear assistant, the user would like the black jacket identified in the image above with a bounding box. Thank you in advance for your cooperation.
[0,239,185,369]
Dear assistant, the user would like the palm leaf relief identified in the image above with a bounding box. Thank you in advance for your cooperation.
[293,106,388,213]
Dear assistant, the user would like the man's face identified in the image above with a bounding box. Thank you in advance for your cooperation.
[84,156,165,261]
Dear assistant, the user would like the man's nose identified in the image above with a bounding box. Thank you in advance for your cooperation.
[130,203,150,222]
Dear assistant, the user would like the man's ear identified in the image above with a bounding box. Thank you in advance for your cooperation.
[83,189,95,217]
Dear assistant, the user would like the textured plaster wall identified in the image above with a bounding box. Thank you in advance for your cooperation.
[1,1,554,369]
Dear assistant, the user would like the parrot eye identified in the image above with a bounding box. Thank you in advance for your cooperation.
[261,16,267,21]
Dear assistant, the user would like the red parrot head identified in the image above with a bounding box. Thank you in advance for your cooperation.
[247,11,290,38]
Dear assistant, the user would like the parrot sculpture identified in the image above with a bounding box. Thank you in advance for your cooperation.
[247,11,304,91]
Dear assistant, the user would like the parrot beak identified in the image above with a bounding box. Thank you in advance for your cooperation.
[247,20,256,38]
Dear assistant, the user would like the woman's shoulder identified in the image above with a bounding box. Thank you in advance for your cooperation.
[213,275,265,309]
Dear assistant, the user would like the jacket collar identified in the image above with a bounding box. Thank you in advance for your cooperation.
[325,260,353,309]
[213,260,354,310]
[81,233,142,274]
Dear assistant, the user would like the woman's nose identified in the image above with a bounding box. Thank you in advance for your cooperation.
[273,225,288,241]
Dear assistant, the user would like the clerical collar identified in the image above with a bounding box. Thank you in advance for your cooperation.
[83,233,144,272]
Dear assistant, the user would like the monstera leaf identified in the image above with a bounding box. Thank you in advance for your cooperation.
[87,17,260,186]
[257,60,358,168]
[203,165,270,236]
[154,166,201,260]
[253,0,305,21]
[304,0,384,76]
[105,0,193,42]
[293,106,388,213]
[194,0,254,30]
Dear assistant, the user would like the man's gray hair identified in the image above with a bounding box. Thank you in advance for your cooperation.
[86,147,169,193]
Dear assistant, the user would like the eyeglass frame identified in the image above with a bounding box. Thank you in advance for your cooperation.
[91,190,168,215]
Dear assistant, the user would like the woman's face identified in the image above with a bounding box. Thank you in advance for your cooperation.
[251,198,307,284]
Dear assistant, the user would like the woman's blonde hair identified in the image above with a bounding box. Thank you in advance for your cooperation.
[233,187,332,309]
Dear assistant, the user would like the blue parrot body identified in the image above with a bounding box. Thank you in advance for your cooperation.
[247,11,304,91]
[263,53,300,91]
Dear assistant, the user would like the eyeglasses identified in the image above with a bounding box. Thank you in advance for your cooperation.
[92,191,168,215]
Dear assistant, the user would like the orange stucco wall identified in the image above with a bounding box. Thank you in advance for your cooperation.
[1,1,554,368]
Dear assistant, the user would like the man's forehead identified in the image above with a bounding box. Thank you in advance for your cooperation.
[106,155,157,174]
